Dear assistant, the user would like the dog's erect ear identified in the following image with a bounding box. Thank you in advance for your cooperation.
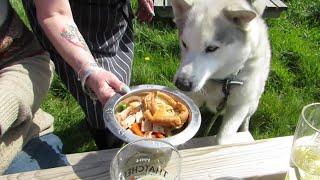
[171,0,193,29]
[223,8,257,28]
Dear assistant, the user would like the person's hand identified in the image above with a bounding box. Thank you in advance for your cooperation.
[137,0,154,23]
[85,68,129,105]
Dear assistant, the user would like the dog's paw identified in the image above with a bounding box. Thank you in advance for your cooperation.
[212,138,219,145]
[215,135,228,145]
[216,138,227,145]
[215,134,235,145]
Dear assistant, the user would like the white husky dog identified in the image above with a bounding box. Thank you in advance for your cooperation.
[171,0,271,144]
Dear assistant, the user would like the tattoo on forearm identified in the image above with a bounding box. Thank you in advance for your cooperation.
[61,24,90,51]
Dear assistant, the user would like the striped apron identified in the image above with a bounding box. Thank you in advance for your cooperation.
[22,0,134,149]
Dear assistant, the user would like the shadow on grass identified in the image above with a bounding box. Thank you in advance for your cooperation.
[54,119,97,154]
[134,18,180,57]
[150,16,176,31]
[195,106,222,138]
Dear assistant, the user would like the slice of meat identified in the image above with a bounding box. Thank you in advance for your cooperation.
[142,91,189,128]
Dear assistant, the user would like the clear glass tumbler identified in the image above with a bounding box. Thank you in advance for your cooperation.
[110,139,181,180]
[287,103,320,180]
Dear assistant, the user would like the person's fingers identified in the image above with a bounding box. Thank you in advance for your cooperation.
[98,84,116,105]
[140,13,148,23]
[142,7,151,23]
[147,0,154,13]
[136,0,154,22]
[140,0,148,8]
[143,0,153,14]
[146,13,153,22]
[139,11,148,23]
[105,71,125,93]
[120,84,130,94]
[138,0,153,14]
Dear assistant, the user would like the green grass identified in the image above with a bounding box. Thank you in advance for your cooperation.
[10,0,320,153]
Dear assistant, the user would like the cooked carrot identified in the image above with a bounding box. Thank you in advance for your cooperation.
[153,132,166,138]
[131,123,144,136]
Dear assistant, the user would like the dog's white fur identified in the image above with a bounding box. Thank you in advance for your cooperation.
[172,0,271,144]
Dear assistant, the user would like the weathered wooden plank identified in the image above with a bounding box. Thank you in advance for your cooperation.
[0,162,111,180]
[154,0,287,18]
[154,0,280,8]
[165,0,172,6]
[266,0,288,18]
[66,148,118,166]
[155,7,174,18]
[270,0,288,8]
[154,0,164,6]
[286,167,298,180]
[177,131,255,150]
[65,132,254,166]
[0,136,293,180]
[180,136,293,179]
[265,0,277,8]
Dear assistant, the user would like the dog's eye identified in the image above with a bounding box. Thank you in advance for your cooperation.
[205,46,219,53]
[182,41,187,49]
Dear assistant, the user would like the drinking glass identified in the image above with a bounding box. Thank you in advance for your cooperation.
[288,103,320,180]
[110,139,181,180]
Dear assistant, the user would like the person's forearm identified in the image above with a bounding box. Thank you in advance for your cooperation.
[33,0,128,105]
[38,14,96,75]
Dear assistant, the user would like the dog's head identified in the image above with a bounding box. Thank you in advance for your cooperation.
[172,0,264,92]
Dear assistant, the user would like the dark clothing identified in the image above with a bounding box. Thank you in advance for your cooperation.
[23,0,134,149]
[0,1,44,67]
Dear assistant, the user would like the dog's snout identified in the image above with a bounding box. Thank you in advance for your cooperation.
[175,77,193,91]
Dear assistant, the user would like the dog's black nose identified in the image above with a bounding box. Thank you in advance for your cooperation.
[175,77,193,91]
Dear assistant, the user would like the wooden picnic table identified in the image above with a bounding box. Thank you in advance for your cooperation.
[0,132,294,180]
[154,0,288,18]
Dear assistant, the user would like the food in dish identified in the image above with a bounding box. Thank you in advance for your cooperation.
[115,91,190,138]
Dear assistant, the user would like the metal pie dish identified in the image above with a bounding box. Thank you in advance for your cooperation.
[103,84,201,147]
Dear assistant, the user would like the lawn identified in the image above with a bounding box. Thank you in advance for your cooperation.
[10,0,320,153]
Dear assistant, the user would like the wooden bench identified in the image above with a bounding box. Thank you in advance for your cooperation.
[0,134,293,179]
[154,0,288,19]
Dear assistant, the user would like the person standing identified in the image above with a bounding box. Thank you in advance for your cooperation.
[22,0,154,149]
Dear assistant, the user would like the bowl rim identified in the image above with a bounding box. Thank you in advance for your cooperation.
[103,84,201,146]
